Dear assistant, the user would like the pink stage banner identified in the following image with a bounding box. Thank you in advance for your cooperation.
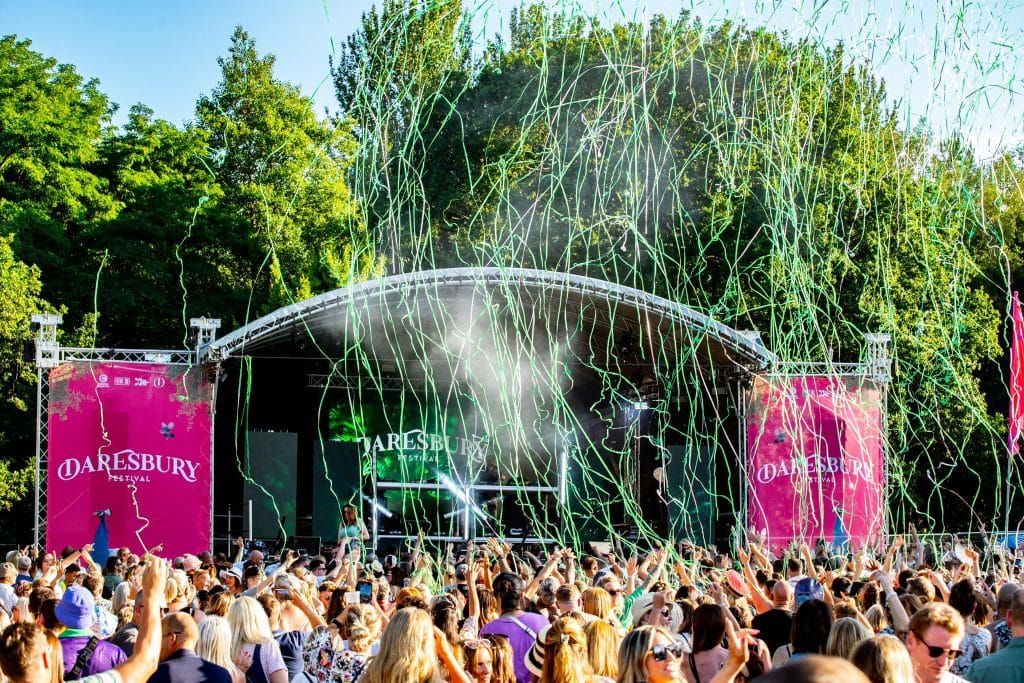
[47,362,213,558]
[746,375,884,551]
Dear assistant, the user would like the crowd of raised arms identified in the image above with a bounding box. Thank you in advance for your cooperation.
[2,528,1024,683]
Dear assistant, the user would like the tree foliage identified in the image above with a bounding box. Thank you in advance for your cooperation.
[1,6,1023,540]
[0,234,48,536]
[197,27,373,313]
[333,2,1021,528]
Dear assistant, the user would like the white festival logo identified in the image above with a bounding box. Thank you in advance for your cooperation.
[57,450,199,483]
[755,454,875,486]
[357,429,488,463]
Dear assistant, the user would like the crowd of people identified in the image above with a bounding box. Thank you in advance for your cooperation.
[0,529,1023,683]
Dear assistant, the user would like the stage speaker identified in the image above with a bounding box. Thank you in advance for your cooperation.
[663,444,716,546]
[312,441,362,542]
[565,447,613,543]
[244,432,298,539]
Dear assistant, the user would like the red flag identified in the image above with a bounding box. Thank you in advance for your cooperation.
[1010,291,1024,455]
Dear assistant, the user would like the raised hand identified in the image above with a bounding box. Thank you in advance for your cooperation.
[871,570,894,593]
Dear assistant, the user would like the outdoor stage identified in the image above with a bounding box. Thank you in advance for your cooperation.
[31,268,891,557]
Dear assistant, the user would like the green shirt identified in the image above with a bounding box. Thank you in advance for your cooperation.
[965,637,1024,683]
[619,586,644,628]
[58,627,95,639]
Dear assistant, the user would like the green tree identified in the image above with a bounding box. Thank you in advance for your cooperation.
[84,105,225,347]
[341,4,1007,531]
[0,35,115,316]
[196,27,373,316]
[0,234,49,539]
[331,0,471,270]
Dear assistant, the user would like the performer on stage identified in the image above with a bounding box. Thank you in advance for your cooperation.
[337,504,369,548]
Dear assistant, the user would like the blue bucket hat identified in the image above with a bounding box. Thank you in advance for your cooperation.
[55,584,97,629]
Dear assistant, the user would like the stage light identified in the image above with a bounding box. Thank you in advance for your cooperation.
[437,472,488,520]
[360,493,393,519]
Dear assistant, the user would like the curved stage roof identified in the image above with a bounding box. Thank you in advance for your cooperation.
[202,268,775,373]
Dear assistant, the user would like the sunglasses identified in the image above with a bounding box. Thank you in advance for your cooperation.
[606,589,623,596]
[913,633,962,660]
[464,639,493,650]
[649,643,685,662]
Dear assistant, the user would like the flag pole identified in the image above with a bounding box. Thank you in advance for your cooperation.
[1007,427,1013,542]
[1007,291,1023,540]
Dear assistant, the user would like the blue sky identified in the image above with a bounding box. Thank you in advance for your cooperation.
[3,0,1022,158]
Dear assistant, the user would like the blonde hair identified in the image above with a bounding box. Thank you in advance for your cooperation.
[0,623,49,680]
[909,602,965,640]
[362,601,383,640]
[582,587,612,620]
[46,628,64,683]
[826,617,872,659]
[465,635,515,683]
[116,605,135,630]
[343,603,375,653]
[227,596,274,660]
[617,625,676,683]
[12,597,30,623]
[206,591,234,617]
[111,581,134,613]
[851,634,916,683]
[864,604,889,633]
[584,619,620,678]
[359,608,444,683]
[538,617,590,683]
[197,615,245,681]
[298,574,320,611]
[165,572,183,603]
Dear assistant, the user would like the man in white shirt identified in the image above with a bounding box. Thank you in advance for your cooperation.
[0,562,17,616]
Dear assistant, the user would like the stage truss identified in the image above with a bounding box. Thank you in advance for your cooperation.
[30,267,892,550]
[30,316,220,549]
